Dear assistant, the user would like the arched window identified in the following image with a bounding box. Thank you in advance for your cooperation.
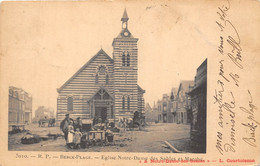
[106,74,109,84]
[122,52,126,66]
[122,96,125,110]
[127,96,130,110]
[127,52,130,66]
[95,73,98,84]
[67,97,73,111]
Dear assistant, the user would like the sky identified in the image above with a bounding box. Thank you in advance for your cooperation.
[1,1,212,117]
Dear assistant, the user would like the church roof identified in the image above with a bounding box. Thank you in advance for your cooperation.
[138,84,145,93]
[57,49,113,93]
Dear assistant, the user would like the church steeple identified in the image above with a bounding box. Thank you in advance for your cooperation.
[121,8,129,29]
[121,8,129,22]
[112,9,139,114]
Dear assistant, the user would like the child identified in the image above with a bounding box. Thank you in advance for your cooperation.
[73,128,82,149]
[67,120,74,148]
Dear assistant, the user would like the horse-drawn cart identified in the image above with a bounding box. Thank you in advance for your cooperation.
[125,111,146,130]
[38,118,55,127]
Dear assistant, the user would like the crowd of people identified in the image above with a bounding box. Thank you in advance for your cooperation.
[59,112,143,149]
[60,114,83,149]
[60,114,110,149]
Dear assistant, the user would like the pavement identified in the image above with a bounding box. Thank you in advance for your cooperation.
[8,123,191,153]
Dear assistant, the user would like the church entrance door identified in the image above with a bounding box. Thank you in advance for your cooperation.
[95,107,107,123]
[89,87,114,120]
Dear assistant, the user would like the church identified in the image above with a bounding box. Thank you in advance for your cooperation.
[56,9,145,122]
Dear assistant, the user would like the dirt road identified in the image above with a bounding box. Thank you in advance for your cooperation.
[8,123,191,153]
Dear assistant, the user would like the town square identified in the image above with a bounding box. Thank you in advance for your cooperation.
[7,5,206,153]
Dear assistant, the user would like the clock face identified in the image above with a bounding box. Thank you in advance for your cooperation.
[124,31,129,37]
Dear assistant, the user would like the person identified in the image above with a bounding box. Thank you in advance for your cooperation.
[74,117,82,132]
[93,116,98,126]
[38,120,41,127]
[60,114,72,142]
[98,117,102,124]
[73,128,82,149]
[104,119,109,129]
[133,111,139,122]
[67,120,75,148]
[123,117,127,131]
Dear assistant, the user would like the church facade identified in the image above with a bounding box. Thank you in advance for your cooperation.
[56,9,145,122]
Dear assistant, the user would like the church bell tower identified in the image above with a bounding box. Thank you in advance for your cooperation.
[112,9,139,119]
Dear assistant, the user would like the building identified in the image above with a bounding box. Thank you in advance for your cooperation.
[175,80,194,124]
[188,59,207,153]
[155,87,177,123]
[161,94,169,123]
[144,103,157,122]
[56,9,145,122]
[137,85,145,114]
[8,86,32,124]
[156,94,170,123]
[157,100,162,122]
[152,102,158,123]
[169,88,178,123]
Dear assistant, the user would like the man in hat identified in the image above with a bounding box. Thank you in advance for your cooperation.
[74,117,83,132]
[60,114,73,141]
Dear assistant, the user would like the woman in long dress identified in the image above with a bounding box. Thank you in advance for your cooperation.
[67,120,74,148]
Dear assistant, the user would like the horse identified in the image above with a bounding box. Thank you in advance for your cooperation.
[38,119,49,127]
[48,118,56,127]
[126,118,142,131]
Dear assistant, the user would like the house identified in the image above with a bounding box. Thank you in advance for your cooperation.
[188,59,207,153]
[169,88,178,123]
[8,86,32,125]
[157,100,163,122]
[175,80,194,124]
[161,94,169,123]
[56,9,145,122]
[152,102,159,123]
[155,87,178,123]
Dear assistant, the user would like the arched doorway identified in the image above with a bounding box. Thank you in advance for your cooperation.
[89,88,114,122]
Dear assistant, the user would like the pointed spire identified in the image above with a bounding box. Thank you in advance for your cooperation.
[121,8,129,22]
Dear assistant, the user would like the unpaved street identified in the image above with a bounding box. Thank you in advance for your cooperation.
[9,123,191,153]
